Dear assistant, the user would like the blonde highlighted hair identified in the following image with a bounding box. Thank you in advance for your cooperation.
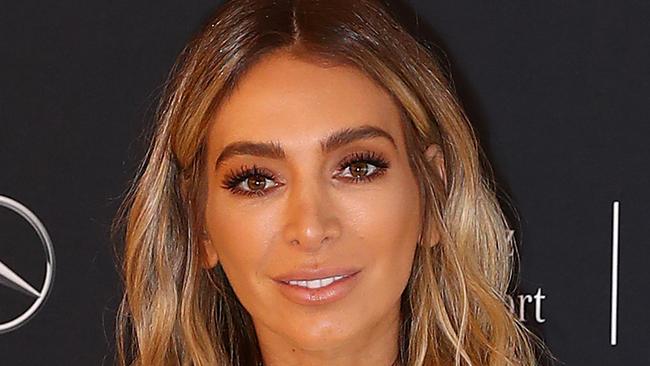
[114,0,548,365]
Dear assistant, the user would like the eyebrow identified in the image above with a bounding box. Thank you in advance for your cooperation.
[214,124,397,171]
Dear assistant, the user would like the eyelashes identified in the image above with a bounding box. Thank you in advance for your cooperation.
[219,151,391,198]
[221,165,279,198]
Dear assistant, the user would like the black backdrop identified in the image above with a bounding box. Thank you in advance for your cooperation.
[1,1,648,365]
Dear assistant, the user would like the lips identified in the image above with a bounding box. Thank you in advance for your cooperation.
[272,266,362,306]
[273,266,361,283]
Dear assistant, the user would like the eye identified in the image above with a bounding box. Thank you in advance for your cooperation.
[220,151,390,198]
[220,165,281,197]
[336,151,390,183]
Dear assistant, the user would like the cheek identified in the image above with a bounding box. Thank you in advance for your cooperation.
[368,170,420,294]
[330,168,420,325]
[203,184,279,303]
[348,163,421,250]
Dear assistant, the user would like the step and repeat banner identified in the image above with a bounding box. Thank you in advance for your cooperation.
[1,1,648,365]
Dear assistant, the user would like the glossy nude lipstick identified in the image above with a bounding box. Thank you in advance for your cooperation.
[272,267,362,306]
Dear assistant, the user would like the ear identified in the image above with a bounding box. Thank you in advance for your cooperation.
[424,143,447,189]
[200,230,219,269]
[422,144,446,248]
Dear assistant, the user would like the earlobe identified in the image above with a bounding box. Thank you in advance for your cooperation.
[425,144,447,189]
[423,143,446,249]
[429,228,441,248]
[418,222,440,248]
[201,232,219,269]
[418,226,442,248]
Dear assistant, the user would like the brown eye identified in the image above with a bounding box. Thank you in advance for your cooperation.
[246,175,268,191]
[221,165,280,197]
[349,161,370,178]
[337,150,390,183]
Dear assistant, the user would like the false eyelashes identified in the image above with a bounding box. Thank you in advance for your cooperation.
[220,150,390,197]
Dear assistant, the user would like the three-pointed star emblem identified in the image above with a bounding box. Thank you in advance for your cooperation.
[0,195,55,334]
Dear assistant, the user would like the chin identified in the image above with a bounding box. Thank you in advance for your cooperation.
[285,318,358,352]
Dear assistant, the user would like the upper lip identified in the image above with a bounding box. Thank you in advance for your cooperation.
[273,266,362,283]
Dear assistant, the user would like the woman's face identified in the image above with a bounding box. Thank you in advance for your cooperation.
[202,50,433,359]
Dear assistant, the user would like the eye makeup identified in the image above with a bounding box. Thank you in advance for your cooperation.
[219,150,391,198]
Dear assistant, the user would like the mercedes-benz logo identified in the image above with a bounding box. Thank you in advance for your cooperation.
[0,195,55,334]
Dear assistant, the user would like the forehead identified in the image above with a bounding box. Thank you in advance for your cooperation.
[208,51,404,152]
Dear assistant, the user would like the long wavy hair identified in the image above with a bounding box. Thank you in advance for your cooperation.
[113,0,547,365]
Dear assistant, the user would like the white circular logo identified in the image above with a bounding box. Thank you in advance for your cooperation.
[0,195,56,334]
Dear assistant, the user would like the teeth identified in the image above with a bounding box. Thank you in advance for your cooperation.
[320,277,334,287]
[288,275,347,289]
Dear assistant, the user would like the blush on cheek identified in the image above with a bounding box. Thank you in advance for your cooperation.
[205,208,281,309]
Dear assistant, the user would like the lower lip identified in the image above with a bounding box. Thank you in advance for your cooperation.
[274,271,361,306]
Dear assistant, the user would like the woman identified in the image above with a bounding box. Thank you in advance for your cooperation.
[114,0,547,365]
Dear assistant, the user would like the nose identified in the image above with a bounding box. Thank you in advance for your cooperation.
[281,177,341,252]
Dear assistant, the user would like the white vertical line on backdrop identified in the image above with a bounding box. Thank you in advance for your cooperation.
[610,200,620,346]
